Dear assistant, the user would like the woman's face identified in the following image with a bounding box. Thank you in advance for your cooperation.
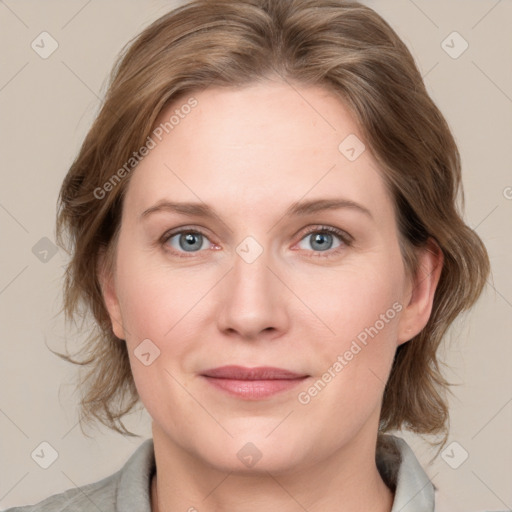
[101,81,438,473]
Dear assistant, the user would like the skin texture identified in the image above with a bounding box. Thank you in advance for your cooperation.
[100,80,443,512]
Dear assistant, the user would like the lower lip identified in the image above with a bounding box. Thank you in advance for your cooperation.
[202,376,308,400]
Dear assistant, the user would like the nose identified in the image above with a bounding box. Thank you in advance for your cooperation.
[216,243,290,342]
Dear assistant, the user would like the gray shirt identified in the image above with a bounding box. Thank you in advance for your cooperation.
[4,434,436,511]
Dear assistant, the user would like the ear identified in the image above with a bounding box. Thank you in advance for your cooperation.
[397,238,444,346]
[97,247,126,340]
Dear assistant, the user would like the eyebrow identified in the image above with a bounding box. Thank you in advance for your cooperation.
[140,198,373,221]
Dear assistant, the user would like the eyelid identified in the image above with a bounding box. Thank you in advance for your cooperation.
[291,225,353,258]
[159,225,216,258]
[159,224,353,258]
[299,225,353,244]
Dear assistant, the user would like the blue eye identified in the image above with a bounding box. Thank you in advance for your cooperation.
[164,230,211,255]
[297,226,350,256]
[160,225,352,258]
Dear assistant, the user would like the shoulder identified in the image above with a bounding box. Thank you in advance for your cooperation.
[380,435,510,512]
[2,472,120,512]
[3,439,155,512]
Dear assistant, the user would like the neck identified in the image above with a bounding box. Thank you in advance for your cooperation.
[150,427,394,512]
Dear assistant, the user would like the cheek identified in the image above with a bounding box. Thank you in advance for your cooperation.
[306,258,403,345]
[114,246,201,342]
[114,252,205,418]
[295,257,405,418]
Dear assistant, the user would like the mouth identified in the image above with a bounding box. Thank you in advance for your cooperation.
[200,365,310,400]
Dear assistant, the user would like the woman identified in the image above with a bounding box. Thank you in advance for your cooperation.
[6,0,490,511]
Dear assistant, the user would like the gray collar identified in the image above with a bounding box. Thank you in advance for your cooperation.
[116,435,435,512]
[378,434,435,511]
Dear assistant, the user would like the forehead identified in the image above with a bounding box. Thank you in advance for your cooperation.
[124,81,393,221]
[156,81,359,153]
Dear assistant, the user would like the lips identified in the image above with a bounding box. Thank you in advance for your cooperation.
[201,365,307,380]
[201,365,309,400]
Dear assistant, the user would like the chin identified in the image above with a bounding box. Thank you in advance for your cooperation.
[193,433,310,475]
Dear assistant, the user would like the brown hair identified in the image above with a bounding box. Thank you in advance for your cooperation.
[54,0,490,451]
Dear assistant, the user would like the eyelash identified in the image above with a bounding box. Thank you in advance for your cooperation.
[159,225,353,259]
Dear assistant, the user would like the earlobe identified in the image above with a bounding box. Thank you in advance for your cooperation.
[97,248,126,340]
[397,238,444,345]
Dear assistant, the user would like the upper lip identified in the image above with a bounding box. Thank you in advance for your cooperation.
[201,365,308,380]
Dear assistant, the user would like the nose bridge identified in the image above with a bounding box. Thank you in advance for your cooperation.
[216,233,288,338]
[231,234,276,306]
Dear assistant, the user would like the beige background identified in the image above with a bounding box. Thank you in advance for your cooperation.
[1,0,511,510]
